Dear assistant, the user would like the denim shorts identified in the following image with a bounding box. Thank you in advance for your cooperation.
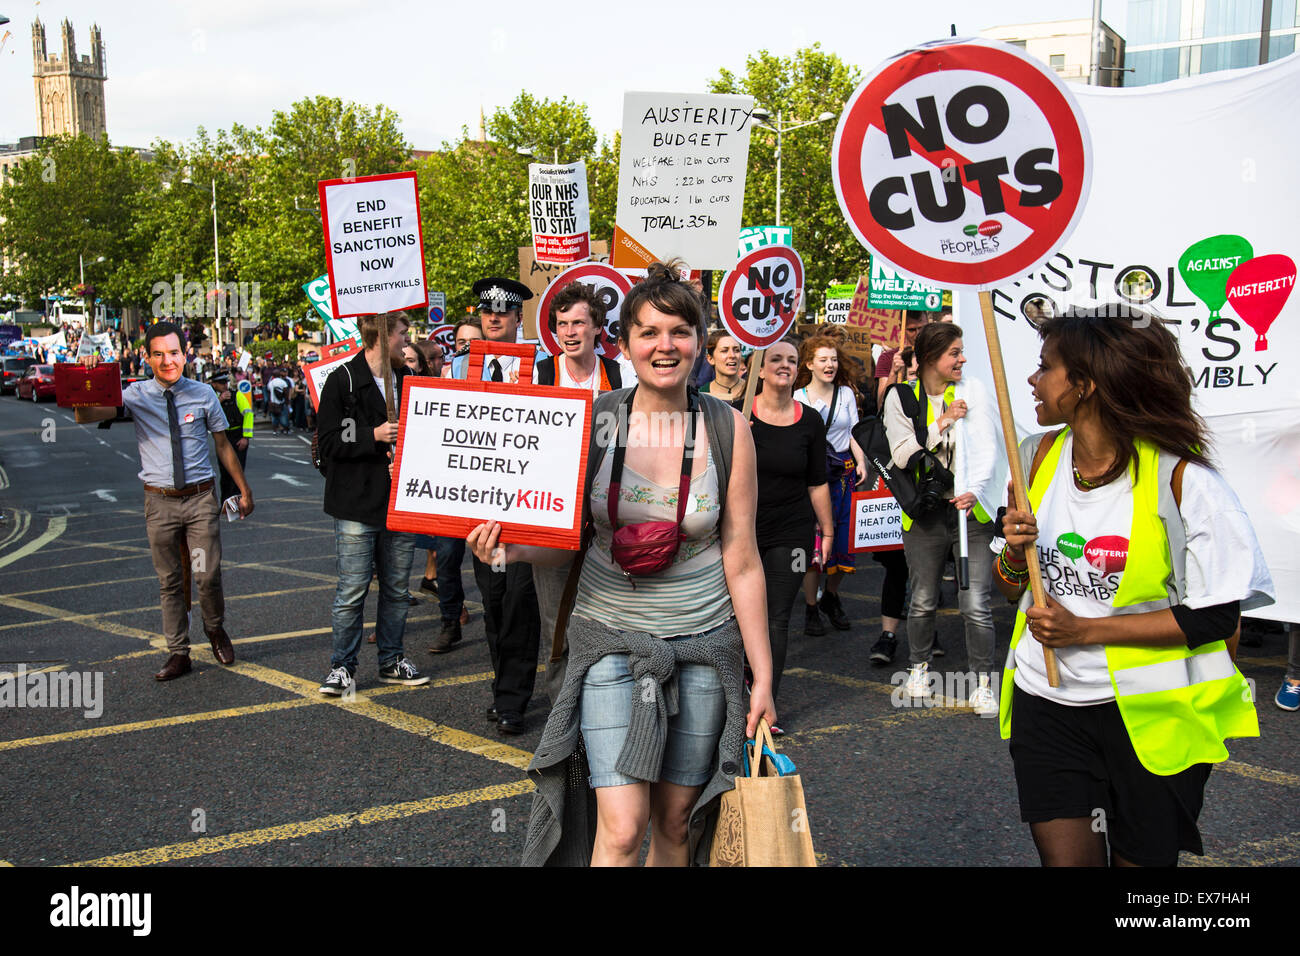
[580,637,727,789]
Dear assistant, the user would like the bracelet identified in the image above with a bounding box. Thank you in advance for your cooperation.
[998,548,1029,582]
[996,560,1029,589]
[1002,546,1027,569]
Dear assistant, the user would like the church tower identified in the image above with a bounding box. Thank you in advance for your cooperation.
[32,19,108,140]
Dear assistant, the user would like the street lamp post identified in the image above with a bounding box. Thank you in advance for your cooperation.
[169,169,224,350]
[517,145,560,164]
[749,108,836,227]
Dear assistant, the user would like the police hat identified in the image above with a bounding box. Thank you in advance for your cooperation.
[210,370,230,384]
[472,277,532,314]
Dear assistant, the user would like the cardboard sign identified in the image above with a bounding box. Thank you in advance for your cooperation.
[55,362,122,408]
[319,170,428,318]
[850,485,904,552]
[302,274,335,322]
[518,240,610,340]
[536,262,633,361]
[388,341,591,549]
[529,162,591,265]
[303,346,362,411]
[719,246,805,349]
[613,91,755,270]
[868,258,944,311]
[832,37,1092,290]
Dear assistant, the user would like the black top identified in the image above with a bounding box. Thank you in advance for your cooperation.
[751,401,828,552]
[317,351,408,526]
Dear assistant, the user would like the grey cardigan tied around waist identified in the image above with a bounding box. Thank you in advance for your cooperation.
[520,614,745,867]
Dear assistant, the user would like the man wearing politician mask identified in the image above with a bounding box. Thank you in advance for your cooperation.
[467,275,542,735]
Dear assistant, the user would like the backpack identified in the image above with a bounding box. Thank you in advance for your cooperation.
[311,363,354,476]
[852,381,954,520]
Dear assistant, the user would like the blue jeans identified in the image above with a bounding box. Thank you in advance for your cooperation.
[434,535,466,623]
[272,402,291,431]
[330,519,415,673]
[580,635,727,789]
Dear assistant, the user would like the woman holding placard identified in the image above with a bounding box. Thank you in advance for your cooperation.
[749,337,834,734]
[997,307,1271,867]
[793,337,865,636]
[468,261,775,867]
[883,322,1000,715]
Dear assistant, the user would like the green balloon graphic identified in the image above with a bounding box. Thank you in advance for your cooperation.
[1178,235,1254,321]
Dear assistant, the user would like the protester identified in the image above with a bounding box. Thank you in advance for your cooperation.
[534,281,623,392]
[868,346,915,667]
[267,368,293,435]
[415,340,444,378]
[316,310,429,695]
[794,336,865,636]
[997,306,1272,866]
[749,337,833,734]
[469,260,775,866]
[456,278,542,733]
[884,322,999,713]
[444,316,484,379]
[74,321,253,681]
[699,331,745,404]
[209,369,253,506]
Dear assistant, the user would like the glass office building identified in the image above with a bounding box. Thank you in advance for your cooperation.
[1127,0,1299,85]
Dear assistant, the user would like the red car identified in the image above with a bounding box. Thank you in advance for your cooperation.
[16,364,57,401]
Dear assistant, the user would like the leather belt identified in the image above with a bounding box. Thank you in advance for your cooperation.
[143,479,215,499]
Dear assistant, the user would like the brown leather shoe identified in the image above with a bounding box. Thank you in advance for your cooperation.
[206,627,235,666]
[155,654,192,681]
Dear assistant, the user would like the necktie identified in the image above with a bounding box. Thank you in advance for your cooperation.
[489,359,503,383]
[165,389,186,489]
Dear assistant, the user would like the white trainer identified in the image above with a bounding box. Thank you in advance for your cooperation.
[904,662,930,699]
[969,675,998,717]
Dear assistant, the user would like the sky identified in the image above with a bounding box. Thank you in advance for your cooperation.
[0,0,1128,149]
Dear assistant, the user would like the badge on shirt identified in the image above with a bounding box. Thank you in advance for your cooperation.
[184,413,195,424]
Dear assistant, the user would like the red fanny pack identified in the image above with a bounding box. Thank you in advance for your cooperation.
[606,388,699,582]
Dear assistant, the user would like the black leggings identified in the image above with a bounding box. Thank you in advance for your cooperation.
[872,548,908,620]
[761,546,808,702]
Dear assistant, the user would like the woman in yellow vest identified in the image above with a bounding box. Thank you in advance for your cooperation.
[998,307,1273,867]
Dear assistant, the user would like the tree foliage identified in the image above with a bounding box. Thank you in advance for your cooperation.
[710,45,865,312]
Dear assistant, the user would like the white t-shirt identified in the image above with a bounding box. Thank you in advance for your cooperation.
[268,376,292,404]
[795,384,858,453]
[1012,432,1275,706]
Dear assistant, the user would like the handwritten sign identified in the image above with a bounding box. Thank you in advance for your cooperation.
[530,162,591,265]
[319,170,428,318]
[613,91,754,270]
[388,342,591,548]
[850,486,904,552]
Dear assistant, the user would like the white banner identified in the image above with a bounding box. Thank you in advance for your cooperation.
[529,162,591,265]
[957,54,1300,622]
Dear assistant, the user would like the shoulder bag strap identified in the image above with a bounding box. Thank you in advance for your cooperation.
[1028,428,1063,485]
[607,386,697,529]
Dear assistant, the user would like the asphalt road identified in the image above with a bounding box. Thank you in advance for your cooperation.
[0,388,1296,868]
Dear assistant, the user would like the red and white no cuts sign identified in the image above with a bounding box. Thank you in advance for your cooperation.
[832,38,1092,289]
[719,245,804,349]
[537,262,634,360]
[428,323,456,360]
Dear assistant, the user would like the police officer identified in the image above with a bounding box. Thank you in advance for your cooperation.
[209,370,253,505]
[465,277,542,735]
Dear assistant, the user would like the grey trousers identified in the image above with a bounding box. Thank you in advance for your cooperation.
[143,488,225,655]
[902,506,996,675]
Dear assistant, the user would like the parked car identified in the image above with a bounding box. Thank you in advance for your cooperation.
[2,356,38,395]
[16,364,56,401]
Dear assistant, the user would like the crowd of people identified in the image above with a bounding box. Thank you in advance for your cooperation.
[68,262,1290,869]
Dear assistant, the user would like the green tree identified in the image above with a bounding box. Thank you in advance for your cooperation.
[710,45,864,313]
[0,135,153,314]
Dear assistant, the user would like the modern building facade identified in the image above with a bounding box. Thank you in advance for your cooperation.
[1126,0,1298,85]
[981,19,1127,86]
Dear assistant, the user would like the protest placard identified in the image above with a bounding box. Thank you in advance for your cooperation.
[388,342,591,548]
[530,162,591,265]
[850,485,903,552]
[719,245,804,349]
[302,345,361,412]
[319,170,427,318]
[428,323,456,360]
[613,91,754,270]
[518,240,610,339]
[302,274,334,322]
[738,225,792,258]
[536,262,633,360]
[868,258,944,311]
[824,282,856,323]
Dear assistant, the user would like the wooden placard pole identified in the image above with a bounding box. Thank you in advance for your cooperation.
[978,290,1059,686]
[378,311,397,423]
[893,308,907,384]
[739,349,763,418]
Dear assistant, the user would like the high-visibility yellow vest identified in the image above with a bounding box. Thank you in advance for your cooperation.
[236,389,254,439]
[997,430,1258,775]
[899,381,991,531]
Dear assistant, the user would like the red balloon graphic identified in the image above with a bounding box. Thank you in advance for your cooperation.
[1226,254,1296,352]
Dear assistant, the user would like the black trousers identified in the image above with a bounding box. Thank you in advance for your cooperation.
[471,556,541,715]
[217,441,247,504]
[761,545,807,703]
